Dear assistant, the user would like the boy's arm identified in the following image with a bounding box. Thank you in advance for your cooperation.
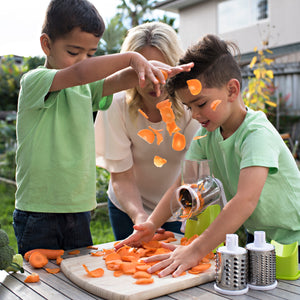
[145,166,269,277]
[48,52,163,92]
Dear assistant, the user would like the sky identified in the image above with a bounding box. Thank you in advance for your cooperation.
[0,0,123,57]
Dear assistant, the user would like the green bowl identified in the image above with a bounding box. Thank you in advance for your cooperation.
[271,240,300,280]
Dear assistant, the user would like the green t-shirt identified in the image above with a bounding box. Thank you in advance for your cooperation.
[15,67,113,213]
[186,108,300,244]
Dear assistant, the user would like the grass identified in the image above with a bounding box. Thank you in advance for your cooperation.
[0,182,114,254]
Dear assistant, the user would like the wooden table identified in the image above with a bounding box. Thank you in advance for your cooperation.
[1,255,300,300]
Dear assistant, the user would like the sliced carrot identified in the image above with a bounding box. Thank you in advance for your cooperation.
[137,129,155,144]
[166,121,181,136]
[172,132,186,151]
[82,264,104,278]
[156,99,172,110]
[142,240,161,249]
[135,278,154,284]
[106,259,123,271]
[161,237,177,243]
[152,231,175,241]
[205,251,215,260]
[45,267,60,274]
[148,126,164,145]
[56,256,63,265]
[160,69,169,81]
[153,155,167,167]
[113,270,124,277]
[201,257,210,264]
[104,251,121,262]
[24,249,64,261]
[159,107,175,123]
[187,79,202,95]
[138,108,149,119]
[87,246,98,250]
[24,272,40,283]
[136,263,151,271]
[188,263,211,274]
[211,99,222,111]
[120,261,137,274]
[193,134,207,140]
[29,251,48,269]
[133,271,152,279]
[68,249,80,255]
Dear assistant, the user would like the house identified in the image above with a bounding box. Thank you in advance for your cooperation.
[156,0,300,143]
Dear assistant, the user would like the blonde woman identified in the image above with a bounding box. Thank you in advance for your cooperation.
[94,22,199,240]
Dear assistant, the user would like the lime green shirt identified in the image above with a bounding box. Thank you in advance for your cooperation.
[186,108,300,244]
[15,67,112,213]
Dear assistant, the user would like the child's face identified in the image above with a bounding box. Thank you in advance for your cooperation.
[44,27,100,69]
[176,85,230,132]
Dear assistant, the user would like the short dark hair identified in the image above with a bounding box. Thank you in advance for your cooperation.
[167,34,242,98]
[42,0,105,41]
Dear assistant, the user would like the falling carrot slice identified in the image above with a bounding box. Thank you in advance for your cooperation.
[148,126,164,145]
[137,129,155,144]
[138,108,149,119]
[172,132,186,151]
[166,121,181,136]
[193,134,207,140]
[156,99,172,110]
[159,107,175,123]
[82,264,104,278]
[187,79,202,95]
[211,99,222,111]
[153,155,167,167]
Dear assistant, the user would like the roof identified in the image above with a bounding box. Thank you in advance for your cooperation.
[154,0,207,13]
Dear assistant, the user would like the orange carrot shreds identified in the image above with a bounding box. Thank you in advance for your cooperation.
[137,129,155,144]
[188,263,211,274]
[120,261,137,274]
[113,270,124,277]
[187,79,202,95]
[148,126,164,145]
[45,267,60,274]
[87,246,98,250]
[154,155,167,168]
[159,107,175,123]
[156,99,172,110]
[132,271,152,279]
[166,121,181,136]
[56,256,63,266]
[135,278,154,284]
[24,272,40,283]
[68,249,80,255]
[24,249,64,261]
[142,240,161,249]
[29,251,49,269]
[193,134,207,141]
[211,99,222,111]
[172,132,186,151]
[138,108,149,119]
[91,251,106,257]
[82,264,105,278]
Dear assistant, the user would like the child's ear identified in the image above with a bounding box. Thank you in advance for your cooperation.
[227,79,240,102]
[40,33,51,56]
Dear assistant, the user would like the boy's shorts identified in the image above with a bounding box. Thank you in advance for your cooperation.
[13,209,93,255]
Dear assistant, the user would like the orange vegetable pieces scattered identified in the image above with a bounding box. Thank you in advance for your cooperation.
[156,99,172,110]
[166,121,181,136]
[142,240,161,249]
[56,256,63,265]
[137,129,155,144]
[136,262,151,271]
[188,263,211,274]
[45,268,60,274]
[138,108,149,119]
[152,231,175,241]
[159,107,175,123]
[104,251,121,262]
[82,264,104,278]
[135,278,154,285]
[193,134,207,140]
[29,251,48,269]
[113,270,124,277]
[120,261,137,275]
[24,272,40,283]
[148,126,164,145]
[187,79,202,95]
[68,249,80,255]
[211,99,222,111]
[24,249,64,261]
[133,271,152,279]
[172,132,186,151]
[154,155,167,167]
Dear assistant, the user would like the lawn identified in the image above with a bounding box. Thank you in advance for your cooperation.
[0,182,114,254]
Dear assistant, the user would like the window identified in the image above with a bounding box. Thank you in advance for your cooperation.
[218,0,268,34]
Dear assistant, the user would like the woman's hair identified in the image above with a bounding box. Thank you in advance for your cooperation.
[42,0,105,41]
[167,34,242,99]
[121,22,184,120]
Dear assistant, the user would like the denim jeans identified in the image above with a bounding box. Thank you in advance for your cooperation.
[13,209,93,255]
[108,197,182,240]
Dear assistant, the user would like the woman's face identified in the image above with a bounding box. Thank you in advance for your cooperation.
[136,46,169,104]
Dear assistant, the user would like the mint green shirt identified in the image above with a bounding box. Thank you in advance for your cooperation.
[15,67,112,213]
[186,108,300,244]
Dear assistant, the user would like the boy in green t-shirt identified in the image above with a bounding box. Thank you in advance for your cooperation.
[13,0,192,255]
[116,35,300,277]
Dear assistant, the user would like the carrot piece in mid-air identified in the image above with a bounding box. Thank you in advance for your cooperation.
[138,108,149,119]
[166,121,181,136]
[156,99,172,110]
[148,126,164,145]
[211,99,222,111]
[153,155,167,167]
[137,129,155,144]
[159,107,175,123]
[172,132,186,151]
[187,79,202,95]
[193,134,207,141]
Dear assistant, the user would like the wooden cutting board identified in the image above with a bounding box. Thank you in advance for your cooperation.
[61,239,216,300]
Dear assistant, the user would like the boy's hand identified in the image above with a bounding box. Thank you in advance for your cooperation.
[114,221,156,250]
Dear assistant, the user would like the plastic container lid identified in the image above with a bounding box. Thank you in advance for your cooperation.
[218,234,247,255]
[246,231,274,252]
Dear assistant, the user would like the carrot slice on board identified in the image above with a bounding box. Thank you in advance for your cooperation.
[193,134,207,140]
[153,155,167,167]
[166,121,181,136]
[24,272,40,283]
[113,270,124,277]
[187,79,202,95]
[188,263,211,274]
[142,240,161,249]
[137,129,155,144]
[82,264,104,278]
[87,246,98,250]
[159,107,175,123]
[211,99,222,111]
[45,268,60,274]
[156,99,172,110]
[152,231,175,241]
[104,252,121,262]
[120,261,137,274]
[133,271,152,279]
[138,108,149,119]
[172,132,186,151]
[68,250,80,255]
[135,278,154,284]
